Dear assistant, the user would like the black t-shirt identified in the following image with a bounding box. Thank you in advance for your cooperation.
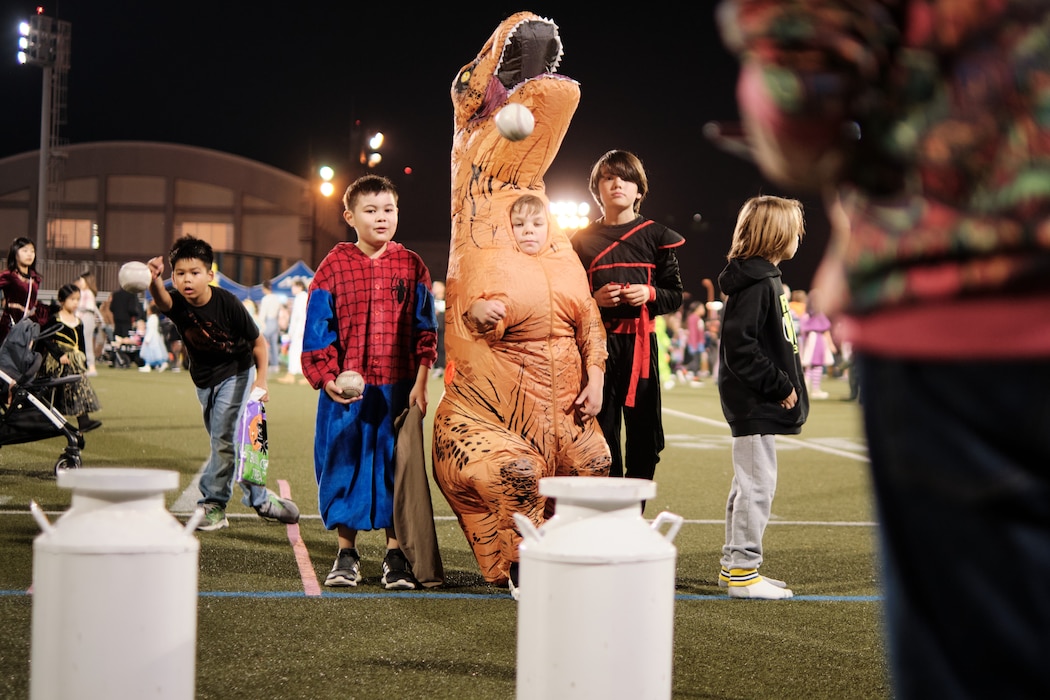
[166,287,258,388]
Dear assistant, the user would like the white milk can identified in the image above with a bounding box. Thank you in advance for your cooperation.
[514,476,684,700]
[30,468,202,700]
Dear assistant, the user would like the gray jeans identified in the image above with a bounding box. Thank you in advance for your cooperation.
[720,433,779,571]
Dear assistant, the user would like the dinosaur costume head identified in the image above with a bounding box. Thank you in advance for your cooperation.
[449,12,579,252]
[446,11,581,383]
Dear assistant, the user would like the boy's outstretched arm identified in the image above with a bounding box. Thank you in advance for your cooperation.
[146,257,172,313]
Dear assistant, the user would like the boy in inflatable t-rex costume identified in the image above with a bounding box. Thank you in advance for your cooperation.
[433,11,611,586]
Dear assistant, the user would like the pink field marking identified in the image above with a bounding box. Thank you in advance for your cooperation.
[278,479,322,597]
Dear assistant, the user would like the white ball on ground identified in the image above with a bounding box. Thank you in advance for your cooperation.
[335,370,365,399]
[494,103,535,141]
[118,261,151,294]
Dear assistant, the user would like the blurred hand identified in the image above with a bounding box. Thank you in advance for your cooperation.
[146,257,165,280]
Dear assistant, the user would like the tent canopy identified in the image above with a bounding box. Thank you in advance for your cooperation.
[223,261,314,304]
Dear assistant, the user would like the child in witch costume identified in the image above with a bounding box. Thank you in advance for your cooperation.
[39,283,102,433]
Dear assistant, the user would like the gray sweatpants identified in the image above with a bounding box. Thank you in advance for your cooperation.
[720,433,779,571]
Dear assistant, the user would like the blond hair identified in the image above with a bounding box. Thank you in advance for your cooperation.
[727,196,805,261]
[510,193,547,220]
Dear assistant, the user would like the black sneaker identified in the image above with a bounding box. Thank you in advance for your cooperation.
[381,548,418,590]
[324,548,362,587]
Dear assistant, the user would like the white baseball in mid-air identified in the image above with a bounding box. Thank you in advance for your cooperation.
[335,370,365,399]
[118,261,152,294]
[495,103,535,141]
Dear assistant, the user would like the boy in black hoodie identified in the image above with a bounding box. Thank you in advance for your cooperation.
[717,195,808,599]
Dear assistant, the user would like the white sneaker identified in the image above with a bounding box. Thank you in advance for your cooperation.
[728,578,794,599]
[158,362,169,372]
[719,567,787,589]
[138,365,151,373]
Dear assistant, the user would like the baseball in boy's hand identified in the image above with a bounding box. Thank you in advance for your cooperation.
[335,371,365,399]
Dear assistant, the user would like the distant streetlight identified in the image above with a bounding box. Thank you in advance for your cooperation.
[550,199,591,232]
[366,132,384,168]
[319,166,335,197]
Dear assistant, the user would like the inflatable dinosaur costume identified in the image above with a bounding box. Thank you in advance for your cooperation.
[433,11,611,585]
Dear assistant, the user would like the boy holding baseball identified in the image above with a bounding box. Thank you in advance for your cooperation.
[147,235,300,531]
[301,174,437,590]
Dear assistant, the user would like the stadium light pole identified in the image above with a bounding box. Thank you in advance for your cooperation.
[18,10,71,264]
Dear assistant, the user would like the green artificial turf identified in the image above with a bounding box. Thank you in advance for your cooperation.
[0,367,889,699]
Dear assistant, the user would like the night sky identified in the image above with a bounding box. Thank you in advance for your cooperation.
[0,1,830,301]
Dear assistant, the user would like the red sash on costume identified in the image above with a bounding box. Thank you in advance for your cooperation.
[587,220,657,409]
[605,312,654,408]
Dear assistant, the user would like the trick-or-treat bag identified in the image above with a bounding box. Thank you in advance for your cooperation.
[236,388,268,486]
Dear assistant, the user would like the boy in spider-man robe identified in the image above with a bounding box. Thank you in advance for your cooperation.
[302,174,437,591]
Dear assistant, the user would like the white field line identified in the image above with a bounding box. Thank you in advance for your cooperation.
[662,406,870,463]
[99,406,869,524]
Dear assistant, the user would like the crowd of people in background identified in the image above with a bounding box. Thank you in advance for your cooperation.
[0,256,323,384]
[62,275,317,381]
[652,283,857,402]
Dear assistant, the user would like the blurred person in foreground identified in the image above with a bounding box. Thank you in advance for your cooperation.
[716,1,1050,696]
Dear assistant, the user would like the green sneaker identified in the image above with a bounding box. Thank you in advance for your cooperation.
[197,503,228,531]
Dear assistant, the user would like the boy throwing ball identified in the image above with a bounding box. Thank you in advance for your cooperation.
[148,236,300,531]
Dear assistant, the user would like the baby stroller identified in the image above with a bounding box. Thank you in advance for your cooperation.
[99,336,142,368]
[0,317,85,474]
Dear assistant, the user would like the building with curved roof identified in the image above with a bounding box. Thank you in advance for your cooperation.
[0,141,347,290]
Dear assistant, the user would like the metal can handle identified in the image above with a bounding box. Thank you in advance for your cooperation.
[649,511,684,542]
[184,507,206,534]
[29,500,54,535]
[513,512,543,543]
